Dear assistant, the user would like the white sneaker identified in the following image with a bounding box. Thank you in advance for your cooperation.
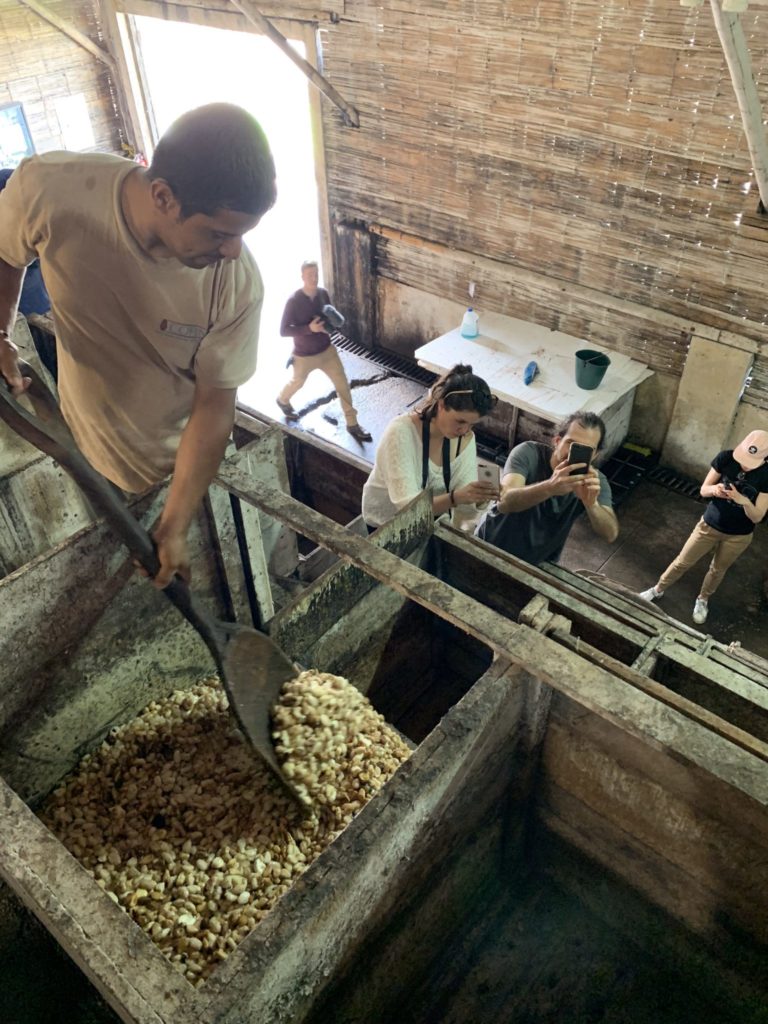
[693,598,709,625]
[638,585,664,602]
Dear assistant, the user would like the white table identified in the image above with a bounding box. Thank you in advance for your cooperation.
[415,312,653,457]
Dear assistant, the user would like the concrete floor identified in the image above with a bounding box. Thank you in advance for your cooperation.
[239,341,426,464]
[240,345,768,661]
[560,479,768,660]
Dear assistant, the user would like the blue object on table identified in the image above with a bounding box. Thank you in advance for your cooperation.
[523,360,539,385]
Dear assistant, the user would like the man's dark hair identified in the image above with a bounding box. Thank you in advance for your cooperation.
[148,103,276,219]
[420,363,497,420]
[556,411,606,449]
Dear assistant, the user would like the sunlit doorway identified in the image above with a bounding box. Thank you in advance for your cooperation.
[131,15,326,402]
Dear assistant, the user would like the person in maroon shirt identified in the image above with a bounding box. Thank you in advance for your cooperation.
[276,260,372,442]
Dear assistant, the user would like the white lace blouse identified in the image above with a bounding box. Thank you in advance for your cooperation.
[362,413,479,527]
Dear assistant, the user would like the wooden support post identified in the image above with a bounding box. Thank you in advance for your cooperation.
[229,0,360,128]
[508,404,520,449]
[205,486,275,627]
[518,594,572,637]
[97,0,154,157]
[709,0,768,212]
[631,634,663,675]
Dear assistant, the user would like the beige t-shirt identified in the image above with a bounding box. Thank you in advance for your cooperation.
[0,152,263,492]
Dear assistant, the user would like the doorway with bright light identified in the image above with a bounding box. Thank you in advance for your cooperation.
[129,14,326,408]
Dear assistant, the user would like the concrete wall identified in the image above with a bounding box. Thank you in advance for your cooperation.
[662,336,755,479]
[728,401,768,452]
[628,371,679,453]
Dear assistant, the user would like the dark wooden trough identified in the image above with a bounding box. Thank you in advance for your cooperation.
[0,430,764,1024]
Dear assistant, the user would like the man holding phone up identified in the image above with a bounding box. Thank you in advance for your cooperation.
[475,411,618,566]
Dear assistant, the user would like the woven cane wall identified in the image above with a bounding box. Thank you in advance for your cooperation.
[0,0,122,155]
[110,0,768,394]
[115,2,768,382]
[315,0,768,379]
[745,355,768,410]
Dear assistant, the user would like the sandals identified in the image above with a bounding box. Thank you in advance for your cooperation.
[276,399,300,421]
[347,423,372,443]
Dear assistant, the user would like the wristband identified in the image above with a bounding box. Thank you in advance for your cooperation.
[450,488,456,507]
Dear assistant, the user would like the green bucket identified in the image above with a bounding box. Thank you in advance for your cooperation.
[575,349,611,390]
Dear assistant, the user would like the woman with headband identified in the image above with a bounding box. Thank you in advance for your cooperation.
[362,363,499,530]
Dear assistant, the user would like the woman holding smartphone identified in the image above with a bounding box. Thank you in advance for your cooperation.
[639,430,768,625]
[362,363,499,530]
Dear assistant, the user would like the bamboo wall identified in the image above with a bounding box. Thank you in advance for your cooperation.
[15,0,768,437]
[0,0,122,157]
[122,2,768,358]
[317,1,768,383]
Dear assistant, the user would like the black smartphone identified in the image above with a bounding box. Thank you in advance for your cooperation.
[567,442,594,475]
[723,476,758,502]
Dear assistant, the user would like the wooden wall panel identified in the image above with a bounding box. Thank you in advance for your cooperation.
[0,0,122,155]
[9,0,768,402]
[539,694,768,945]
[377,235,694,375]
[314,1,768,374]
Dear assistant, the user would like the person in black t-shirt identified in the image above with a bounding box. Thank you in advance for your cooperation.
[639,430,768,625]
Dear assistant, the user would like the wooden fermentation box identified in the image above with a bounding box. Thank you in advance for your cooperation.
[0,431,765,1023]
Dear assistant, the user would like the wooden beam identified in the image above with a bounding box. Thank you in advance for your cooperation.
[550,627,768,760]
[18,0,116,72]
[709,0,768,212]
[214,462,768,784]
[96,1,153,158]
[228,0,360,128]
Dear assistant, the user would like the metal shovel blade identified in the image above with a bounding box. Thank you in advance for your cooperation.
[221,627,299,782]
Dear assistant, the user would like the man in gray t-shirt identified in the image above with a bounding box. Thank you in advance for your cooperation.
[475,412,618,566]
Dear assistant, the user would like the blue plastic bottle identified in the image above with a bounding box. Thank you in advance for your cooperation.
[460,307,479,338]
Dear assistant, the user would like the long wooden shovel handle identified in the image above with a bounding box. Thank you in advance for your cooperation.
[0,361,226,665]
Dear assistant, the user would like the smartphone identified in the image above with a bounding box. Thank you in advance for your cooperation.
[567,442,594,476]
[477,459,501,490]
[723,476,757,502]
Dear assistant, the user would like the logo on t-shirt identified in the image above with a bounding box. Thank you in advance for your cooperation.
[159,319,207,342]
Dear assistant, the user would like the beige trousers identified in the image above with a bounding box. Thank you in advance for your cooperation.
[277,346,358,426]
[658,517,753,599]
